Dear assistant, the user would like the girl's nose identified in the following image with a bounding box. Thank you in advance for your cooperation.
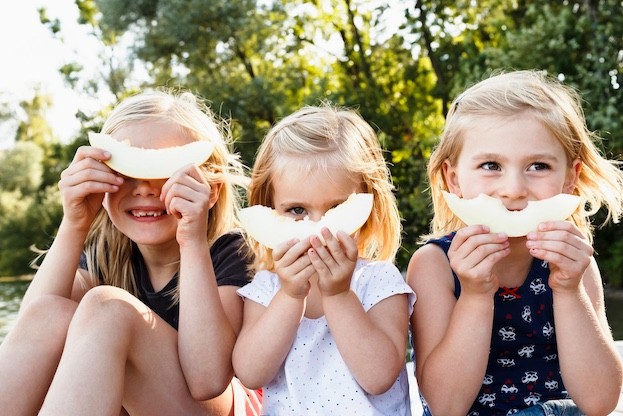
[131,179,162,197]
[499,171,528,199]
[308,211,324,222]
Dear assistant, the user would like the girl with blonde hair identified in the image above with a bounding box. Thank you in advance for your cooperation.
[0,89,261,415]
[408,70,623,415]
[233,105,415,415]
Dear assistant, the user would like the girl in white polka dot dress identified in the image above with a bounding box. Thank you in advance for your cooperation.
[233,105,416,415]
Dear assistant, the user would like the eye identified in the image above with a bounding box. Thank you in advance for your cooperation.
[480,161,500,171]
[288,206,307,217]
[528,162,550,171]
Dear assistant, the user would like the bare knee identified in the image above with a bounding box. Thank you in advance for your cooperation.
[12,295,77,342]
[69,286,147,336]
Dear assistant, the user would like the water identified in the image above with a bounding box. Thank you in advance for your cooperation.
[0,280,30,342]
[1,280,623,343]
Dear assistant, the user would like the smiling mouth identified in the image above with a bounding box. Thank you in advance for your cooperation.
[130,209,167,218]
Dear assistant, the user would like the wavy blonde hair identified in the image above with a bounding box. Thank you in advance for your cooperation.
[426,70,623,243]
[247,104,401,272]
[84,89,249,297]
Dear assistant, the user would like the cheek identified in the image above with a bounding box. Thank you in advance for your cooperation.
[102,193,120,221]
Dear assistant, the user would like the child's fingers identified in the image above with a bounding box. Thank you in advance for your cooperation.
[71,145,113,164]
[161,164,206,197]
[272,239,311,264]
[309,234,337,268]
[449,226,508,267]
[60,158,123,196]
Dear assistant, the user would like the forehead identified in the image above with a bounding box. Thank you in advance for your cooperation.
[271,157,362,203]
[459,113,565,159]
[111,120,194,149]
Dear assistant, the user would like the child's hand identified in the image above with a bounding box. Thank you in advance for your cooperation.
[309,229,358,297]
[160,164,213,246]
[273,239,315,299]
[448,225,510,297]
[58,146,123,231]
[526,221,593,293]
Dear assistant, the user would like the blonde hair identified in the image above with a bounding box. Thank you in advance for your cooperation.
[426,70,623,242]
[247,104,401,271]
[84,89,249,297]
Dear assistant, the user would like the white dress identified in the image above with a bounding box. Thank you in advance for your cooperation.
[237,259,416,416]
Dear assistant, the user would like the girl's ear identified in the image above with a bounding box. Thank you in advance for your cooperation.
[208,181,223,209]
[564,158,582,194]
[442,160,462,197]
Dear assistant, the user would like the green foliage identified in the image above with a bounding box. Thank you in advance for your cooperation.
[0,142,44,194]
[2,0,623,283]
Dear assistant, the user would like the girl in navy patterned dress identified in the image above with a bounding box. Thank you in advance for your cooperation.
[407,70,623,415]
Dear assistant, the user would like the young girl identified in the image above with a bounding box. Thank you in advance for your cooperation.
[0,89,261,415]
[407,70,623,415]
[232,105,416,415]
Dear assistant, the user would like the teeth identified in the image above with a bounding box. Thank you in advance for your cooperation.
[131,210,165,217]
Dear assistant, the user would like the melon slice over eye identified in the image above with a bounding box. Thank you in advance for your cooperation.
[239,193,374,249]
[88,132,215,179]
[442,191,582,237]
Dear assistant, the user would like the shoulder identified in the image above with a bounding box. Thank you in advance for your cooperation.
[406,242,453,289]
[211,229,246,252]
[211,230,254,286]
[352,259,415,312]
[236,269,279,307]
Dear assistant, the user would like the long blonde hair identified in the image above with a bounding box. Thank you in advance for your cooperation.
[426,70,623,242]
[84,89,249,296]
[247,104,401,271]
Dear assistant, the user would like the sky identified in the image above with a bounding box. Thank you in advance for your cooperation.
[0,1,105,149]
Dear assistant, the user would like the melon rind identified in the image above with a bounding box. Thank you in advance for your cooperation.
[88,132,215,179]
[239,193,374,249]
[442,191,581,237]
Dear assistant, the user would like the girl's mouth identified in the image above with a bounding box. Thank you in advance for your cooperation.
[129,209,167,218]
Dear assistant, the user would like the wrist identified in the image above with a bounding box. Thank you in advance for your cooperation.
[57,218,91,240]
[321,288,353,304]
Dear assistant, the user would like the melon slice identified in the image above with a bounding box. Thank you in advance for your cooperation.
[88,132,215,179]
[239,193,374,248]
[442,191,581,237]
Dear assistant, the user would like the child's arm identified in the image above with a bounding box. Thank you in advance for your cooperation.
[309,229,409,394]
[162,166,237,400]
[232,239,314,389]
[407,226,509,415]
[20,146,119,310]
[323,289,409,394]
[527,221,623,414]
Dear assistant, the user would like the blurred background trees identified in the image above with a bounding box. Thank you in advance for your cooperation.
[1,0,622,286]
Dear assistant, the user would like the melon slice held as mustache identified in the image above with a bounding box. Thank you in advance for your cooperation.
[442,191,582,237]
[88,132,215,179]
[239,193,374,249]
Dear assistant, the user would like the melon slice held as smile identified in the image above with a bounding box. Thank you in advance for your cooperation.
[239,193,374,249]
[442,191,582,237]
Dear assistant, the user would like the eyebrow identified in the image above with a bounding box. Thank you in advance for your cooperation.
[277,197,347,209]
[471,152,560,161]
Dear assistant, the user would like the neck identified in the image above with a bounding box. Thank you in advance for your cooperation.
[137,241,180,291]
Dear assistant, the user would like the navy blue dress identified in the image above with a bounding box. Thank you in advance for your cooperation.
[424,233,568,415]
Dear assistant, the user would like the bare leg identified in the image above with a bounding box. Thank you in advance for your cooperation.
[0,295,77,416]
[40,286,234,416]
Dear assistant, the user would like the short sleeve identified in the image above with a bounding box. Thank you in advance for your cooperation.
[211,231,254,288]
[236,270,280,307]
[353,261,416,315]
